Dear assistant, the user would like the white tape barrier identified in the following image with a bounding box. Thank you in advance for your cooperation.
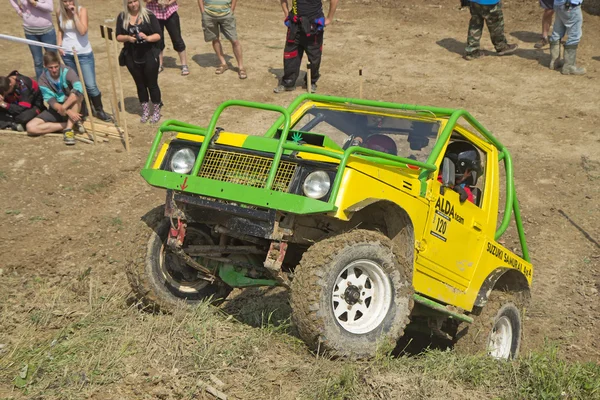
[0,33,73,53]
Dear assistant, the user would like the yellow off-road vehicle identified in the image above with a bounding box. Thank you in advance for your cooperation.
[128,94,533,359]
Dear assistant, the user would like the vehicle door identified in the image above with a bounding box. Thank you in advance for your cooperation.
[417,138,489,292]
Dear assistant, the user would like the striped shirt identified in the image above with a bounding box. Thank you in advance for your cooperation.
[204,0,231,17]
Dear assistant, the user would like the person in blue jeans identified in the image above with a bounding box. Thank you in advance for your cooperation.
[9,0,57,79]
[549,0,585,75]
[57,0,112,121]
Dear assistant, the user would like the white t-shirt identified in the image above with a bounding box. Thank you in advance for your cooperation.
[60,8,93,55]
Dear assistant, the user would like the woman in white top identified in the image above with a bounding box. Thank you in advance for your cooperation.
[57,0,111,121]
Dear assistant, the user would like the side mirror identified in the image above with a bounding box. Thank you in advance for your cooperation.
[441,158,455,194]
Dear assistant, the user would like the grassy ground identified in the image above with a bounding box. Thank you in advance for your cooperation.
[1,282,598,400]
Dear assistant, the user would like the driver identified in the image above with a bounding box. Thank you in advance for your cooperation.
[362,134,398,155]
[443,141,482,203]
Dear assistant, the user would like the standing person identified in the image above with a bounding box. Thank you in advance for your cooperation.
[116,0,163,124]
[0,71,45,131]
[549,0,585,75]
[535,0,555,49]
[144,0,190,76]
[464,0,518,60]
[273,0,339,93]
[57,0,112,122]
[9,0,57,79]
[26,51,84,145]
[197,0,247,79]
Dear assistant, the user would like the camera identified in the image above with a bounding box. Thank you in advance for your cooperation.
[131,26,145,43]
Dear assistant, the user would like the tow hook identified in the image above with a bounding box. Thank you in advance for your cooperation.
[168,217,186,248]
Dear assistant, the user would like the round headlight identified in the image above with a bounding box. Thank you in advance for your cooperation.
[303,170,331,199]
[170,148,196,174]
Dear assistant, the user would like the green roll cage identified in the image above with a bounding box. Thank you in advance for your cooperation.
[141,93,529,262]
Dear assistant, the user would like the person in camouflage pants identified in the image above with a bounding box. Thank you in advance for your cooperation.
[464,0,518,60]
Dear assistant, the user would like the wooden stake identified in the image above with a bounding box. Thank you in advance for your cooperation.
[112,38,130,153]
[101,25,121,126]
[72,48,97,144]
[0,129,100,143]
[306,63,312,94]
[359,67,363,99]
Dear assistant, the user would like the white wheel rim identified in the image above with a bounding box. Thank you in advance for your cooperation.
[160,244,209,294]
[158,227,211,294]
[331,259,393,335]
[488,316,513,359]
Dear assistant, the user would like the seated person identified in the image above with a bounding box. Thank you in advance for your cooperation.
[26,52,84,146]
[361,134,398,155]
[442,141,482,204]
[0,71,45,131]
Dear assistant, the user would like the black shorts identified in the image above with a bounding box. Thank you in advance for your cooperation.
[37,108,68,123]
[539,0,554,10]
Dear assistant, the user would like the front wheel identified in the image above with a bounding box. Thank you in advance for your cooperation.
[291,230,414,359]
[127,207,232,312]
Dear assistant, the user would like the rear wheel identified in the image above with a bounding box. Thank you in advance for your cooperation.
[127,207,231,312]
[454,290,528,360]
[291,230,414,359]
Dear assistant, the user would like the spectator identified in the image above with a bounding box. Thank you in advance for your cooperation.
[197,0,246,79]
[26,51,84,146]
[116,0,163,124]
[464,0,518,60]
[273,0,339,93]
[535,0,555,49]
[9,0,57,79]
[144,0,190,76]
[549,0,585,75]
[57,0,112,122]
[0,71,45,131]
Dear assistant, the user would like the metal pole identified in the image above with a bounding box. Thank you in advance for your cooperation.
[112,38,130,153]
[72,48,97,144]
[101,25,121,126]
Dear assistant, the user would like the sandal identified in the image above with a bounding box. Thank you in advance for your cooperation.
[181,65,190,76]
[158,65,164,73]
[238,68,247,79]
[215,64,228,75]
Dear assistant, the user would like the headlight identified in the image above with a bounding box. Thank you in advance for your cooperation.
[303,170,331,199]
[170,148,196,174]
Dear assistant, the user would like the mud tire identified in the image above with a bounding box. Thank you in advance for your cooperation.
[454,290,529,359]
[291,229,414,359]
[126,207,232,312]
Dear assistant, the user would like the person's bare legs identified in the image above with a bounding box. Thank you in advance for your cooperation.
[212,39,227,66]
[178,50,188,67]
[535,9,554,49]
[231,40,244,71]
[542,9,554,39]
[159,51,164,70]
[26,118,67,135]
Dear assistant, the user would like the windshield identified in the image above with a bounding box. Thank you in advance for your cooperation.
[292,107,440,162]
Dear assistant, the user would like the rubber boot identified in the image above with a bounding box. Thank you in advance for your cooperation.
[149,102,162,124]
[561,45,586,75]
[90,94,112,122]
[140,102,150,123]
[549,40,560,70]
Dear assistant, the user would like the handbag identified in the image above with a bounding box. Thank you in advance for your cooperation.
[118,47,127,66]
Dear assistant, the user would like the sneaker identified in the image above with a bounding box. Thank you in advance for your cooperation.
[273,84,295,94]
[463,50,484,61]
[11,123,24,132]
[63,128,76,146]
[534,37,549,49]
[497,43,518,56]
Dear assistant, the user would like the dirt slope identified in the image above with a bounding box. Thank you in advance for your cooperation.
[0,0,599,398]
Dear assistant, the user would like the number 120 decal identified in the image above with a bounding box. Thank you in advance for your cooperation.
[430,211,450,242]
